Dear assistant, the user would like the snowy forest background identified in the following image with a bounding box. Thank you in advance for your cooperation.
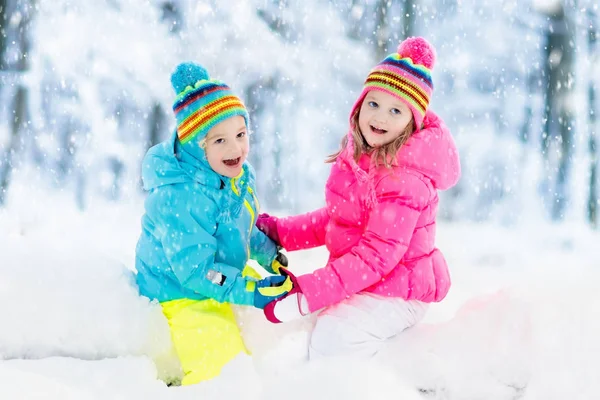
[2,1,600,399]
[1,0,598,227]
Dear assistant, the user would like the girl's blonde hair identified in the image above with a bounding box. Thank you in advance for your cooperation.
[326,107,415,168]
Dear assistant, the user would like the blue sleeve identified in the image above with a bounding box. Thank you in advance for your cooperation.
[150,187,256,306]
[249,225,278,273]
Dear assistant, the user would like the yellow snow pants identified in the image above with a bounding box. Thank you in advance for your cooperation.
[160,266,261,385]
[160,297,248,385]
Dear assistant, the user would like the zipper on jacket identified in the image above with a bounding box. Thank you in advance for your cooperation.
[230,176,256,259]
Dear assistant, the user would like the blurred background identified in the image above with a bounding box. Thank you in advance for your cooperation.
[0,0,598,228]
[1,2,600,397]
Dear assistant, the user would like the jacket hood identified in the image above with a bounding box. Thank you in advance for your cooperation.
[395,110,461,190]
[339,110,460,207]
[140,132,252,224]
[141,131,221,191]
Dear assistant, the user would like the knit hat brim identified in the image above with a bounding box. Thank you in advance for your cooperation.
[171,62,249,147]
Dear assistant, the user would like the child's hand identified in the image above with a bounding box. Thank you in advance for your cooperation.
[264,269,309,323]
[253,275,293,309]
[271,252,288,274]
[256,213,280,246]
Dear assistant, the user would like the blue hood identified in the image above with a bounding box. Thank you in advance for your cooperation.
[141,131,252,224]
[141,131,221,191]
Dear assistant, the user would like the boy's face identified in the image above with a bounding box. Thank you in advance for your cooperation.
[202,116,249,178]
[358,90,413,148]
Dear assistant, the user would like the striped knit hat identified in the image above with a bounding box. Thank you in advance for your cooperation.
[171,62,249,146]
[351,36,435,132]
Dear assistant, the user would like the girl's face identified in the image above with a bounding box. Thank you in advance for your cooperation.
[202,116,249,178]
[358,90,413,148]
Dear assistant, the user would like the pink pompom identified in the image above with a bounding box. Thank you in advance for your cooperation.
[397,37,436,69]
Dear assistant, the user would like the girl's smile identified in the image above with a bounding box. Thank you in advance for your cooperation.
[369,124,388,135]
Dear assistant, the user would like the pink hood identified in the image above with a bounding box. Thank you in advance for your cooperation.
[395,111,460,190]
[343,110,460,208]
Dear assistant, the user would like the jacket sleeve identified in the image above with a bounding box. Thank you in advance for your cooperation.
[296,173,430,312]
[249,225,279,273]
[276,207,330,251]
[149,187,255,306]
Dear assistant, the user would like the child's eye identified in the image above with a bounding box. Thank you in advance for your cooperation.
[214,138,225,144]
[391,108,401,115]
[368,101,378,108]
[237,131,246,138]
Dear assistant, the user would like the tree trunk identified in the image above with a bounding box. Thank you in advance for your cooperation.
[256,0,292,41]
[519,73,536,144]
[159,0,183,33]
[0,0,34,206]
[139,101,166,191]
[148,102,165,149]
[540,4,575,221]
[0,0,7,71]
[588,11,598,228]
[402,0,416,37]
[347,0,362,40]
[374,0,390,60]
[0,85,26,205]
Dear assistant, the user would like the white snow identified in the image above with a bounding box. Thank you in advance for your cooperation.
[1,187,599,399]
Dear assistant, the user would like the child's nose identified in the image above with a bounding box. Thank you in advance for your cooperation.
[228,140,242,153]
[374,110,387,123]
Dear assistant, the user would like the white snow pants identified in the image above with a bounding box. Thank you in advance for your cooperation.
[309,293,428,359]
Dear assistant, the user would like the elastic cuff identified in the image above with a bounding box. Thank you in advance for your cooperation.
[298,293,309,315]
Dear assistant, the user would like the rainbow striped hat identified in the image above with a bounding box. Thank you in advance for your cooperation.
[351,36,436,132]
[171,62,248,146]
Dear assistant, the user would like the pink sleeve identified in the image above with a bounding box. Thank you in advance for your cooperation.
[297,175,429,312]
[277,207,329,251]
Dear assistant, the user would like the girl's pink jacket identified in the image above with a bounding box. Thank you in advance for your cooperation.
[276,111,461,313]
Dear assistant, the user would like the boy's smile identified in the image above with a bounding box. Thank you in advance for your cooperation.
[223,157,242,168]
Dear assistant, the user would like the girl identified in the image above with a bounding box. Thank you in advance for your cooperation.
[259,37,461,359]
[135,62,291,385]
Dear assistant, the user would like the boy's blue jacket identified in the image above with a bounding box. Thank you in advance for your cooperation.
[135,132,278,305]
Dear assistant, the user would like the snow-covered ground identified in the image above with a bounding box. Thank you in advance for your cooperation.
[1,189,599,399]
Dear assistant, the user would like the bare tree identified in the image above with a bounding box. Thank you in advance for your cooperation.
[588,10,598,228]
[519,72,538,144]
[374,0,391,60]
[539,3,575,221]
[0,0,6,71]
[373,0,419,61]
[159,0,183,33]
[148,102,166,150]
[347,0,363,40]
[0,0,35,206]
[402,0,416,37]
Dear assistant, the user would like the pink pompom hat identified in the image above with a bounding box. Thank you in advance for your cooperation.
[350,36,436,132]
